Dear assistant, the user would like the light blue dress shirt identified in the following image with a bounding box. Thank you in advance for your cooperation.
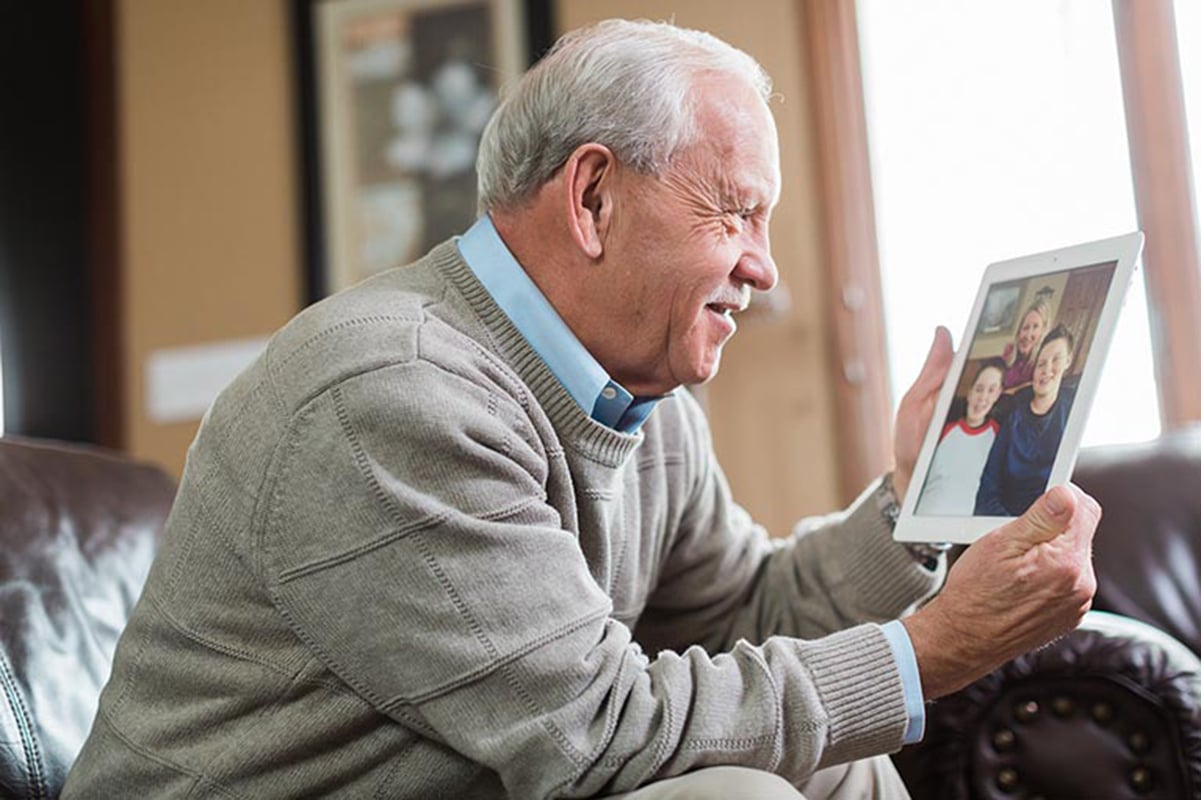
[457,216,660,433]
[880,620,925,743]
[456,215,925,744]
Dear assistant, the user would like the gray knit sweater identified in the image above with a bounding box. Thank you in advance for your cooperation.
[64,241,942,799]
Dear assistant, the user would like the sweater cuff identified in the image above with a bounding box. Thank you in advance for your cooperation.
[789,623,909,769]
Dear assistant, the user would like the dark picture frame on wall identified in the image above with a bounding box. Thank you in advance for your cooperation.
[293,0,554,302]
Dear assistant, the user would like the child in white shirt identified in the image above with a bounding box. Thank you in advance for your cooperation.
[915,357,1006,515]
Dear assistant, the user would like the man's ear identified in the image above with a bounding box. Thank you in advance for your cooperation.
[562,143,615,260]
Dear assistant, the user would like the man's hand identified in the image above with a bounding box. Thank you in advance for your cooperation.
[892,327,954,502]
[902,484,1100,699]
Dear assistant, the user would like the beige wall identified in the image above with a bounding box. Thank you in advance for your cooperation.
[117,0,302,475]
[114,0,842,532]
[557,0,842,532]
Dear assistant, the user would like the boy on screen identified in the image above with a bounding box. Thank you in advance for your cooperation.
[975,325,1076,516]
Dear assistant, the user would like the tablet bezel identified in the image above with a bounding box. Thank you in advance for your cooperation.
[893,231,1144,544]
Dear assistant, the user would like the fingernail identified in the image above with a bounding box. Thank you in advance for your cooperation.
[1047,489,1067,516]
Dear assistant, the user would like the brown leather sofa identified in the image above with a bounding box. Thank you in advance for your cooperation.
[896,426,1201,799]
[0,436,175,799]
[4,429,1201,799]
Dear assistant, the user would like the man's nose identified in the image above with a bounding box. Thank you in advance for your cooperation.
[735,236,778,293]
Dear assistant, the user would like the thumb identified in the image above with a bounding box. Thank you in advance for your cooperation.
[911,327,955,398]
[1006,485,1076,546]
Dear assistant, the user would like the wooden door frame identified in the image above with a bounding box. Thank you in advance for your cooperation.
[801,0,894,503]
[1112,0,1201,429]
[84,0,124,449]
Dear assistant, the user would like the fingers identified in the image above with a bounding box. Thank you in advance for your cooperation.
[893,328,956,493]
[895,327,954,435]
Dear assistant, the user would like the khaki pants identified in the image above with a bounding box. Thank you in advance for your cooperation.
[604,756,910,800]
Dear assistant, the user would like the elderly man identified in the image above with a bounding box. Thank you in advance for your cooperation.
[64,19,1097,800]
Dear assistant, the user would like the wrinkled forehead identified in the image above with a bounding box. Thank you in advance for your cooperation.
[682,74,781,204]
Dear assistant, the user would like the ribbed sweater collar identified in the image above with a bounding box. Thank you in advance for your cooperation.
[431,240,645,468]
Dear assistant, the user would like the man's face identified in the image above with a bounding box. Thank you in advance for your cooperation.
[1033,337,1072,401]
[598,75,781,395]
[966,366,1003,426]
[1016,310,1045,358]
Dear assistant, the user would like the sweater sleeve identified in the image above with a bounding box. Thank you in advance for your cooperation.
[634,391,943,656]
[259,360,912,798]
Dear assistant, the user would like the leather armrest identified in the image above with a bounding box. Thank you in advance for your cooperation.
[894,611,1201,799]
[0,437,174,799]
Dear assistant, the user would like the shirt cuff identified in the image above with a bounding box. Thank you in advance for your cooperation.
[881,619,926,744]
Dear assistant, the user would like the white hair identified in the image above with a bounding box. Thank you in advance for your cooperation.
[476,18,772,212]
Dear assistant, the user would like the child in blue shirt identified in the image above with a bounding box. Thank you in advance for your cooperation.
[975,324,1076,516]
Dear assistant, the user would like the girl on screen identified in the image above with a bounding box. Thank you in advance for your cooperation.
[915,357,1006,515]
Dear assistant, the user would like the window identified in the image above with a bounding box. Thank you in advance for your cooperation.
[857,0,1161,446]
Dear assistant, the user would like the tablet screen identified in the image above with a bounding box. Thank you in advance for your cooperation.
[913,260,1117,518]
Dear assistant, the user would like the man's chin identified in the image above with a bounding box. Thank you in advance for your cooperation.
[659,344,725,391]
[686,355,723,387]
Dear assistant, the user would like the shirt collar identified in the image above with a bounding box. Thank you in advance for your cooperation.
[456,215,662,433]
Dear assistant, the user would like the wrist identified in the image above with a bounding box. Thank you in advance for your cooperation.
[880,473,950,570]
[902,602,979,700]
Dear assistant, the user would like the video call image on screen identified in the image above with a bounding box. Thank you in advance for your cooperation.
[915,260,1117,517]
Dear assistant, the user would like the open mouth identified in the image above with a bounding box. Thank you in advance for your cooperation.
[706,303,735,318]
[706,297,748,317]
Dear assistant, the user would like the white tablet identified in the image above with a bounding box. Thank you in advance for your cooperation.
[893,231,1144,545]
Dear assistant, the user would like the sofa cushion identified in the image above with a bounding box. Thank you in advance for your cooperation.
[1073,426,1201,655]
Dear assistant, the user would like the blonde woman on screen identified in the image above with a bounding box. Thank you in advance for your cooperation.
[1001,299,1050,392]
